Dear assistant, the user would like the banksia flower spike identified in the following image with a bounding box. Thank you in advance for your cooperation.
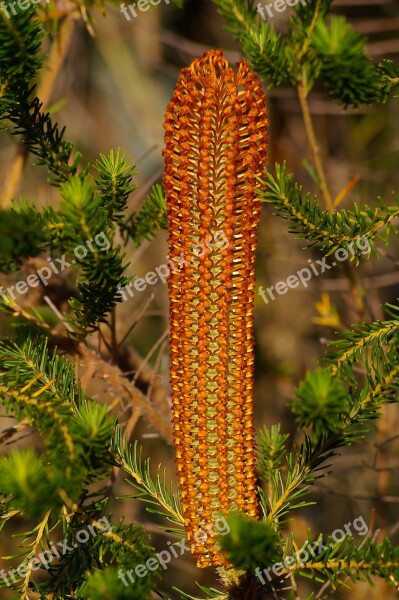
[163,50,268,568]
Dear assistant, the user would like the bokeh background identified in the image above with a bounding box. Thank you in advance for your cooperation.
[1,0,399,598]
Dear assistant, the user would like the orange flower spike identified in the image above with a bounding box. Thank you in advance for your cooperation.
[163,50,268,568]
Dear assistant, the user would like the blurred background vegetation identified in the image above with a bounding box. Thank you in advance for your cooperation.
[1,0,399,597]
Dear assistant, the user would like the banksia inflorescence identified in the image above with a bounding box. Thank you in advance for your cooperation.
[163,50,268,568]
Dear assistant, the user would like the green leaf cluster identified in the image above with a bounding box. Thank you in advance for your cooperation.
[0,336,160,596]
[211,0,399,107]
[0,205,47,271]
[219,513,281,571]
[292,368,349,436]
[259,162,399,259]
[0,9,167,336]
[122,184,168,246]
[0,6,43,121]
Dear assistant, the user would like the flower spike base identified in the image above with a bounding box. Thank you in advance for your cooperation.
[163,49,268,568]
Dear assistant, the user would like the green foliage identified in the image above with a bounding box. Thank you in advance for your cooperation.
[212,0,291,86]
[211,0,397,108]
[123,183,168,246]
[37,518,158,599]
[285,533,399,589]
[5,88,84,186]
[0,336,161,597]
[56,175,130,334]
[324,301,399,375]
[260,436,337,526]
[320,303,399,441]
[219,513,281,571]
[0,337,77,461]
[0,337,116,509]
[287,0,332,86]
[0,205,46,271]
[259,162,399,258]
[379,59,399,100]
[71,519,158,599]
[292,368,349,436]
[257,424,289,483]
[311,16,381,107]
[0,3,77,184]
[0,7,43,119]
[255,301,399,569]
[256,300,399,536]
[174,586,227,600]
[77,567,152,600]
[94,148,138,224]
[290,0,332,33]
[0,449,60,519]
[70,402,115,467]
[0,3,161,338]
[112,430,184,535]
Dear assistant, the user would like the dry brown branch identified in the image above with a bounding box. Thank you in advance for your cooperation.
[78,344,172,444]
[0,418,30,446]
[2,300,172,442]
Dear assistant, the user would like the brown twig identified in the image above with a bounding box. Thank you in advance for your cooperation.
[0,418,30,445]
[297,80,367,321]
[3,300,172,442]
[116,294,154,351]
[115,344,172,423]
[132,328,169,385]
[297,80,334,213]
[78,344,172,444]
